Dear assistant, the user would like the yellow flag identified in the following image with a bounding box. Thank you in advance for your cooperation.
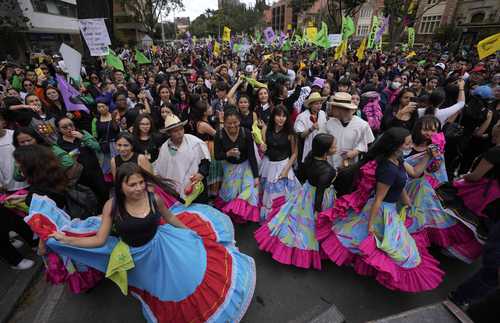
[477,33,500,60]
[213,41,221,56]
[306,27,317,42]
[222,26,231,43]
[405,51,416,59]
[152,45,157,54]
[356,38,367,61]
[334,40,347,60]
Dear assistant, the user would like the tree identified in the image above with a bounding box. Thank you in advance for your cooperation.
[383,0,445,48]
[120,0,184,36]
[0,0,31,31]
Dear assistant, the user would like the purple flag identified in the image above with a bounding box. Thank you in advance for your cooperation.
[56,74,89,113]
[375,16,389,43]
[279,31,286,47]
[264,27,275,44]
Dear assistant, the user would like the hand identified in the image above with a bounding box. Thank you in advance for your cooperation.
[457,78,465,90]
[254,178,260,187]
[30,105,41,113]
[71,131,84,139]
[343,150,358,160]
[486,110,493,120]
[279,169,289,180]
[311,122,319,130]
[37,244,47,256]
[226,148,239,158]
[399,103,417,115]
[137,90,146,100]
[49,231,68,243]
[190,173,204,184]
[259,143,267,153]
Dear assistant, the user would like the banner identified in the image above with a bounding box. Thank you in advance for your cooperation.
[407,27,415,49]
[264,27,275,44]
[59,43,81,82]
[477,33,500,59]
[306,27,318,42]
[328,34,342,47]
[341,16,355,40]
[78,18,111,56]
[222,26,231,43]
[375,15,389,44]
[213,41,221,56]
[313,22,330,48]
[334,40,347,60]
[367,16,379,49]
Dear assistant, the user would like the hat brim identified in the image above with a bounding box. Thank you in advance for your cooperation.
[304,97,327,108]
[164,120,188,132]
[327,102,358,110]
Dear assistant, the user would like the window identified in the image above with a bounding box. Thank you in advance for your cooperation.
[470,12,485,24]
[418,15,441,34]
[31,0,77,18]
[360,7,372,18]
[357,25,370,36]
[427,0,438,4]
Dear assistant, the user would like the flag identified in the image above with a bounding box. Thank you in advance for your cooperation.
[313,22,330,48]
[243,76,267,89]
[477,33,500,60]
[375,16,389,44]
[341,16,355,40]
[264,27,275,44]
[306,27,317,42]
[56,74,89,113]
[356,37,367,61]
[282,39,291,51]
[367,16,379,49]
[405,51,416,59]
[135,49,151,65]
[308,50,318,61]
[106,49,124,71]
[279,31,286,47]
[255,30,262,43]
[11,75,22,91]
[222,26,231,43]
[407,27,415,49]
[294,34,303,46]
[334,40,347,60]
[213,41,221,57]
[233,43,242,53]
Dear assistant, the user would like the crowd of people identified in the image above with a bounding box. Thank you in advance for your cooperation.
[0,40,499,322]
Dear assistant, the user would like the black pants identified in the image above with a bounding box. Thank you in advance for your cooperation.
[453,220,500,304]
[0,206,37,266]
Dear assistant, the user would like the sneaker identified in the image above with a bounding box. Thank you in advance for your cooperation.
[9,231,19,239]
[10,238,24,249]
[11,258,35,270]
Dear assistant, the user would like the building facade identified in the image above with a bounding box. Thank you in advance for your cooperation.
[112,0,147,45]
[454,0,500,46]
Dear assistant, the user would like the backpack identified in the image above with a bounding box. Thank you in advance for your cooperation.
[64,184,99,219]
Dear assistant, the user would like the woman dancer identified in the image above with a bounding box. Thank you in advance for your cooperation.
[255,133,336,270]
[214,108,260,223]
[259,106,301,220]
[26,163,256,322]
[110,133,152,180]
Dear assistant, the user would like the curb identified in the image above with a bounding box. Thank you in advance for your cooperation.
[0,261,43,323]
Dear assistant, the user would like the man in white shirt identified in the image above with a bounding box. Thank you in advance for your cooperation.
[322,92,375,169]
[154,115,211,202]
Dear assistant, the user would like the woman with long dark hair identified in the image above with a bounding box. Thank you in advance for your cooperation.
[26,162,256,322]
[131,114,165,163]
[255,133,337,269]
[258,105,301,220]
[381,88,419,131]
[110,132,152,180]
[318,127,446,292]
[25,94,59,144]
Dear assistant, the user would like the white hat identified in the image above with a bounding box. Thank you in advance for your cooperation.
[164,114,187,132]
[245,64,255,73]
[304,92,327,108]
[435,63,446,70]
[326,92,357,110]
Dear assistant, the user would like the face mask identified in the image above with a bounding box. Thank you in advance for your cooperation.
[391,81,401,90]
[401,148,412,157]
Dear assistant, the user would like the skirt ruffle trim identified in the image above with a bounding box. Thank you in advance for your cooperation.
[214,197,260,223]
[254,224,322,270]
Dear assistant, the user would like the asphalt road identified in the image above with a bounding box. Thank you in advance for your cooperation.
[9,222,484,323]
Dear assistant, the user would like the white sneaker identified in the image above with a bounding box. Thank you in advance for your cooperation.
[11,239,24,249]
[11,258,35,270]
[9,231,19,239]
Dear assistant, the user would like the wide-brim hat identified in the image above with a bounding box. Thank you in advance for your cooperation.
[327,92,357,110]
[304,92,327,108]
[164,114,187,132]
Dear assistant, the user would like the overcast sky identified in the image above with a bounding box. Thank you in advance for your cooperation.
[164,0,257,21]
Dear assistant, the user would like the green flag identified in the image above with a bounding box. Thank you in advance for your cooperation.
[367,16,379,49]
[255,30,261,44]
[135,49,151,65]
[11,75,22,91]
[313,22,330,48]
[106,50,124,71]
[294,34,303,47]
[308,50,318,61]
[243,76,267,89]
[407,27,415,48]
[282,39,291,51]
[233,43,242,53]
[341,16,355,40]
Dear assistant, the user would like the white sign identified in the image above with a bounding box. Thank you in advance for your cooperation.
[79,18,111,56]
[328,34,342,47]
[59,43,81,82]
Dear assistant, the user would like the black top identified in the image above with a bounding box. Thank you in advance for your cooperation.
[193,121,213,142]
[115,153,139,169]
[381,105,418,132]
[306,159,337,212]
[214,127,259,177]
[58,137,103,180]
[265,130,291,162]
[239,111,254,130]
[482,146,500,181]
[114,193,160,247]
[255,104,272,125]
[96,119,120,143]
[134,133,166,162]
[376,159,408,203]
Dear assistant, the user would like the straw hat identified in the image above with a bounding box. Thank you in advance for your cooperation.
[327,92,357,110]
[304,92,327,108]
[164,114,187,132]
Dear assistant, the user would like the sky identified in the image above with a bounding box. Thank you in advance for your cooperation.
[164,0,257,21]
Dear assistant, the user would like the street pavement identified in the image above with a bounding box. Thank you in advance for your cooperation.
[6,222,489,323]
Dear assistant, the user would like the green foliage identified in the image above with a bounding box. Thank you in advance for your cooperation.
[0,0,31,31]
[190,4,263,37]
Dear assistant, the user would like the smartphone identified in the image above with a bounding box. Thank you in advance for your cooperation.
[410,97,419,103]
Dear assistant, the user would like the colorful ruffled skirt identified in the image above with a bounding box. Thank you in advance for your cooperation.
[259,156,302,221]
[454,178,500,218]
[325,199,444,292]
[405,177,482,263]
[214,161,260,223]
[26,195,256,323]
[254,182,335,270]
